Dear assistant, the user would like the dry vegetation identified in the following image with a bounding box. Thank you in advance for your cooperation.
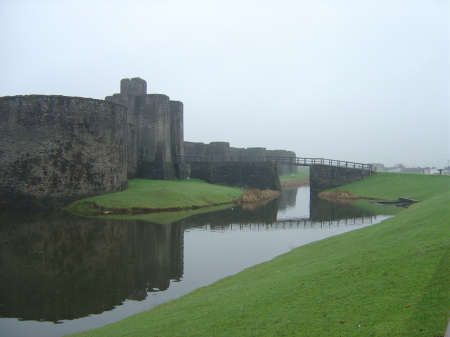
[318,190,359,202]
[280,178,309,189]
[233,189,281,210]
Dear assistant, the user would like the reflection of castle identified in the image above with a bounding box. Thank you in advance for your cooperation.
[0,212,183,322]
[0,192,384,323]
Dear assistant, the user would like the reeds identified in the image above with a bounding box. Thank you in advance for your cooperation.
[233,189,281,210]
[318,190,359,203]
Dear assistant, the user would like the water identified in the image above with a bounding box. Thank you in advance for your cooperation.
[0,187,392,337]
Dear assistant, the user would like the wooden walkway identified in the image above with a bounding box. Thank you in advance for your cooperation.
[177,155,373,171]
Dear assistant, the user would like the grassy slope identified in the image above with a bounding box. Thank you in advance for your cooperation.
[68,173,449,337]
[279,167,310,182]
[65,178,243,216]
[332,172,448,201]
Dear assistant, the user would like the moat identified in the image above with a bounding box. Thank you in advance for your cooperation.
[0,187,394,337]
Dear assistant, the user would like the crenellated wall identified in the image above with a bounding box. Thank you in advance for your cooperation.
[185,141,298,175]
[0,77,296,209]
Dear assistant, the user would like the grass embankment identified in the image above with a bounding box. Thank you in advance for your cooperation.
[66,171,307,220]
[68,173,449,337]
[65,179,243,217]
[280,167,310,189]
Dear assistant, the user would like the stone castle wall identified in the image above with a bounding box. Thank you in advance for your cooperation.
[104,78,144,178]
[106,78,186,180]
[189,161,281,191]
[0,77,295,209]
[169,101,184,160]
[0,96,128,209]
[184,141,297,175]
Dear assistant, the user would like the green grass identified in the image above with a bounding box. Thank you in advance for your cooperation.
[65,178,243,217]
[67,173,449,337]
[332,172,449,201]
[350,199,403,216]
[279,167,310,182]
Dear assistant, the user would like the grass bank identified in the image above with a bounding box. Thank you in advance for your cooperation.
[330,172,449,200]
[280,167,310,189]
[65,178,243,217]
[68,173,449,337]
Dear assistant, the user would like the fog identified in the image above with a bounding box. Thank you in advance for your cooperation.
[1,0,448,168]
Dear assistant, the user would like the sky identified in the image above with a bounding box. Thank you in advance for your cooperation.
[0,0,448,168]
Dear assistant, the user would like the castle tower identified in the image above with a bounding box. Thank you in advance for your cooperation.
[169,101,184,161]
[106,78,186,180]
[106,77,148,178]
[120,77,147,96]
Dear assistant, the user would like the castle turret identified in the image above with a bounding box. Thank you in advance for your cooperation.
[170,101,184,161]
[106,78,185,180]
[120,77,147,96]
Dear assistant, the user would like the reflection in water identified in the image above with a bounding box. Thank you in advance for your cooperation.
[0,212,183,322]
[178,198,280,230]
[277,188,298,210]
[179,187,376,231]
[309,194,373,221]
[0,187,393,337]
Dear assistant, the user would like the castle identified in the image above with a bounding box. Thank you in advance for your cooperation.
[0,78,296,210]
[105,78,187,180]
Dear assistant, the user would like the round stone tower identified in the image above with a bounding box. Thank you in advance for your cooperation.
[0,95,128,209]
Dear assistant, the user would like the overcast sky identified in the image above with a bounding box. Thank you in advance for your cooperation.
[1,0,448,168]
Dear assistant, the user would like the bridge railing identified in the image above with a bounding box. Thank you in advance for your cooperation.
[263,156,373,171]
[177,155,233,162]
[177,155,373,171]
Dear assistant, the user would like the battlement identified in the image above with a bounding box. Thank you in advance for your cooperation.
[120,77,147,96]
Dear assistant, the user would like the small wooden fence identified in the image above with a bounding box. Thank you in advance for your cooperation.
[177,155,373,171]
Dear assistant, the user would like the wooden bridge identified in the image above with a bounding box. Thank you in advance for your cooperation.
[176,155,374,191]
[177,155,373,171]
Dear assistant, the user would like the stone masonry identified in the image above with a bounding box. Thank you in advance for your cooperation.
[184,141,297,175]
[0,96,128,209]
[106,78,187,180]
[0,78,296,209]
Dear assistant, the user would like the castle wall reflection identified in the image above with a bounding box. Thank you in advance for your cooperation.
[0,214,184,322]
[0,187,393,337]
